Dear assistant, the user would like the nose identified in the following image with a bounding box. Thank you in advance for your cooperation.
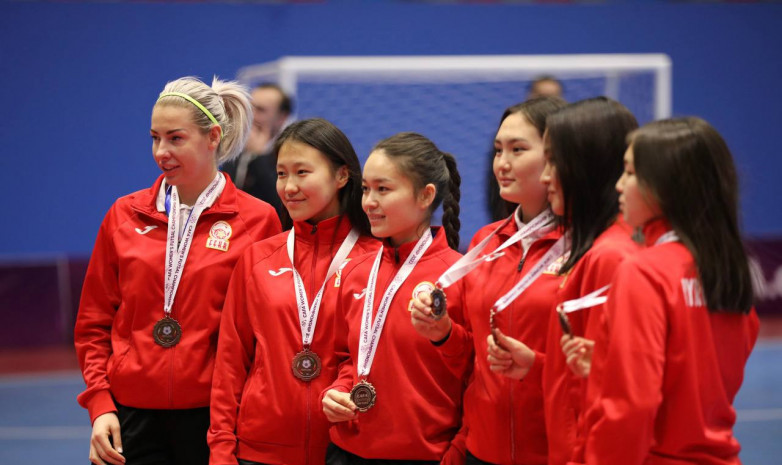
[615,173,625,193]
[154,140,171,163]
[362,191,378,211]
[282,178,300,197]
[539,163,551,185]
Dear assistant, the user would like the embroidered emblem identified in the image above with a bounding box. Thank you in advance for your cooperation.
[544,251,571,275]
[334,259,351,288]
[353,288,367,300]
[269,268,294,277]
[206,221,232,252]
[484,251,505,262]
[135,225,158,235]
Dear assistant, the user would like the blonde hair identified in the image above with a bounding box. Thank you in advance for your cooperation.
[156,76,252,164]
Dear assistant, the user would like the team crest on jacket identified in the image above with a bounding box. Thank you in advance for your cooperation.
[206,221,232,252]
[543,251,570,275]
[334,259,351,288]
[409,281,435,312]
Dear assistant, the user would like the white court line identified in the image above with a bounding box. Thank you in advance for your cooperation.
[736,408,782,422]
[0,426,91,440]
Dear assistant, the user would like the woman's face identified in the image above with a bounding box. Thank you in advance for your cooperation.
[616,145,661,228]
[540,131,565,216]
[151,104,219,197]
[361,150,433,247]
[493,113,548,218]
[276,140,347,224]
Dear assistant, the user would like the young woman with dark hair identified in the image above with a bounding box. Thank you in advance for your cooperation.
[573,117,758,465]
[208,118,378,465]
[409,97,568,465]
[486,97,640,465]
[322,132,468,465]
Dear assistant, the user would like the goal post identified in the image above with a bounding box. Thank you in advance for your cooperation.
[237,54,672,248]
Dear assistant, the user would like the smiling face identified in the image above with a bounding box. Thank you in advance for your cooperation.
[493,112,548,220]
[361,150,434,247]
[616,144,661,228]
[151,104,219,204]
[276,140,347,224]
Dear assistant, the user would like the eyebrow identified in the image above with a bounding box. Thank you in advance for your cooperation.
[495,137,530,143]
[150,129,186,135]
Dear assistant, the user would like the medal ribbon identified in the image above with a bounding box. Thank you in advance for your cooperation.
[560,284,611,314]
[163,173,224,316]
[287,227,360,347]
[491,233,569,314]
[357,230,433,377]
[436,209,556,289]
[655,230,679,246]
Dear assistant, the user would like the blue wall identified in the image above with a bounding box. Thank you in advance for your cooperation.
[2,2,781,256]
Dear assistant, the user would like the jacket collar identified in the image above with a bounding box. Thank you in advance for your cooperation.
[291,215,353,245]
[131,174,241,218]
[642,217,674,247]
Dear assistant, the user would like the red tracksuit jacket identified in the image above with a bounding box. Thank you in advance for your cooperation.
[541,219,638,465]
[575,218,759,465]
[325,228,469,462]
[208,216,379,465]
[75,174,281,423]
[437,217,565,465]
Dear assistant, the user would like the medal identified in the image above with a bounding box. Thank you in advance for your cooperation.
[350,379,377,412]
[429,287,447,320]
[153,317,182,347]
[292,348,322,381]
[286,227,360,380]
[157,173,225,348]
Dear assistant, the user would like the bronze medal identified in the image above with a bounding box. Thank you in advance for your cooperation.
[292,349,322,381]
[557,305,573,338]
[153,317,182,347]
[350,379,377,412]
[429,288,447,320]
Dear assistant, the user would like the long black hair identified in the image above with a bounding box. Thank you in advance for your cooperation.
[373,132,461,250]
[630,117,753,313]
[546,97,639,273]
[272,118,371,236]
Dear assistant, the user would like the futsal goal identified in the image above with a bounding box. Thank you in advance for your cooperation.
[236,54,672,248]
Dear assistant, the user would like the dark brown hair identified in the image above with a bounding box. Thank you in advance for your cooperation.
[630,117,753,313]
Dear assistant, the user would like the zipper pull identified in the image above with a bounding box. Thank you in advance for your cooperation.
[394,248,400,263]
[310,224,318,234]
[517,256,526,272]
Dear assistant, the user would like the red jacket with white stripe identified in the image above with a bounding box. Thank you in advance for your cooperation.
[208,216,379,465]
[75,174,281,423]
[325,228,469,462]
[436,217,565,465]
[574,218,759,465]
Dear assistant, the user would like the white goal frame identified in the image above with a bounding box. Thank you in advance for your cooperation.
[237,54,672,120]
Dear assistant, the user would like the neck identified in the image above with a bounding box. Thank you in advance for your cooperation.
[176,169,218,206]
[518,203,547,224]
[389,224,429,248]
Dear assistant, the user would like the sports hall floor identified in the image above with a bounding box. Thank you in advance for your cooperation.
[1,319,781,464]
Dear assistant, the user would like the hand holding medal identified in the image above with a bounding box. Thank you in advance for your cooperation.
[409,282,452,343]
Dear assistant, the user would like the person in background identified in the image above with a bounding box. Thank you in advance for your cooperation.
[75,76,281,465]
[572,117,758,465]
[222,83,293,219]
[526,75,564,100]
[209,118,378,465]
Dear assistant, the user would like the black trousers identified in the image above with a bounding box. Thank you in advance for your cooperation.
[113,402,210,465]
[465,450,495,465]
[326,443,438,465]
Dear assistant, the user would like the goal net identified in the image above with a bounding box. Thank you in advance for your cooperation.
[237,54,672,249]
